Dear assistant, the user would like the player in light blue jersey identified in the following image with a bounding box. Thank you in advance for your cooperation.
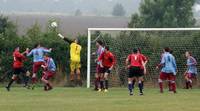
[184,51,197,89]
[41,54,56,91]
[158,47,177,93]
[27,43,52,89]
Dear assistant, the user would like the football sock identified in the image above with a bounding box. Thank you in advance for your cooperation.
[132,80,135,89]
[7,79,14,88]
[159,82,163,93]
[105,80,108,89]
[128,82,133,93]
[138,81,143,93]
[100,80,104,89]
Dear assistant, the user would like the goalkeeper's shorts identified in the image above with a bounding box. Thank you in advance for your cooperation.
[70,61,81,71]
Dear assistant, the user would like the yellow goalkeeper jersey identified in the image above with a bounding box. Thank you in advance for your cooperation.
[70,42,82,62]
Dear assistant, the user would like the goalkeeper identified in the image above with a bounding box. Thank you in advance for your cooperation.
[58,34,82,86]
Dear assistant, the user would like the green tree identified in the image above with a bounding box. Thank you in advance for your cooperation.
[129,0,195,28]
[112,3,126,17]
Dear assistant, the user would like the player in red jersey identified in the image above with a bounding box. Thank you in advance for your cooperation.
[98,46,115,92]
[6,47,29,91]
[126,48,146,96]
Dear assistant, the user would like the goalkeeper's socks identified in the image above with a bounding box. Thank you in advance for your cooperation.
[105,80,109,89]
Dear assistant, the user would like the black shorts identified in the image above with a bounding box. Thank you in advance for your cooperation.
[102,66,111,74]
[13,68,26,75]
[128,66,143,78]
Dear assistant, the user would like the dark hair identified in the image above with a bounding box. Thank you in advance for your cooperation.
[105,46,109,51]
[34,43,41,48]
[170,50,173,54]
[96,40,103,46]
[164,47,170,52]
[133,48,138,53]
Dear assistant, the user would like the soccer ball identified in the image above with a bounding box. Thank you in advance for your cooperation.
[51,22,58,28]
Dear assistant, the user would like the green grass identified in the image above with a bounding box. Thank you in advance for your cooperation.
[0,87,200,111]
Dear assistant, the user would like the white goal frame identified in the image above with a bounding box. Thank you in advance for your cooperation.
[87,28,200,88]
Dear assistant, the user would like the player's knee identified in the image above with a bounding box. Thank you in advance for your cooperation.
[158,79,162,83]
[128,81,132,84]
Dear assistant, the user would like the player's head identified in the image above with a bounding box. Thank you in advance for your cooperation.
[185,51,191,58]
[34,43,41,48]
[44,54,50,61]
[105,46,110,52]
[133,48,138,54]
[96,40,103,47]
[15,47,20,51]
[163,47,170,52]
[74,38,79,44]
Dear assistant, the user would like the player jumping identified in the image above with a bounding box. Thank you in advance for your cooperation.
[27,43,52,89]
[98,46,115,92]
[6,47,30,91]
[58,34,82,86]
[157,47,177,93]
[184,51,197,89]
[41,54,56,91]
[92,40,104,91]
[126,48,146,96]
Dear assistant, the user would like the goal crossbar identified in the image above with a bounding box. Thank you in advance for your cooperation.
[87,28,200,88]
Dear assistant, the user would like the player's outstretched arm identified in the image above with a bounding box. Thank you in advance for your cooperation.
[58,33,73,44]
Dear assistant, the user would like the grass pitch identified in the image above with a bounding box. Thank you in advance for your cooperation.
[0,87,200,111]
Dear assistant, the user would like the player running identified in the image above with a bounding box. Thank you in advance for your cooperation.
[27,43,52,89]
[184,51,197,89]
[58,34,82,86]
[126,48,146,96]
[41,54,56,91]
[157,47,177,93]
[6,47,30,91]
[92,40,105,91]
[98,46,115,92]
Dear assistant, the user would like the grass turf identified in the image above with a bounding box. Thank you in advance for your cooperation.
[0,87,200,111]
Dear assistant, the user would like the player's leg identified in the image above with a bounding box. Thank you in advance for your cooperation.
[104,72,109,92]
[76,68,82,86]
[41,71,54,91]
[22,69,30,88]
[137,68,144,95]
[169,74,177,93]
[70,61,75,86]
[6,68,20,91]
[94,65,100,91]
[128,67,134,95]
[158,72,166,93]
[98,68,105,91]
[185,73,192,89]
[6,74,17,91]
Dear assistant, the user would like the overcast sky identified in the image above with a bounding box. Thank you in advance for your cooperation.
[0,0,141,16]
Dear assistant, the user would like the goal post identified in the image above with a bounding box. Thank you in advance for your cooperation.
[87,28,200,88]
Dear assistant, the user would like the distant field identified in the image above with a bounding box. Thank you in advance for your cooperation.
[0,87,200,111]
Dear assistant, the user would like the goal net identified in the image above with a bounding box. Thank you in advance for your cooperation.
[87,28,200,88]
